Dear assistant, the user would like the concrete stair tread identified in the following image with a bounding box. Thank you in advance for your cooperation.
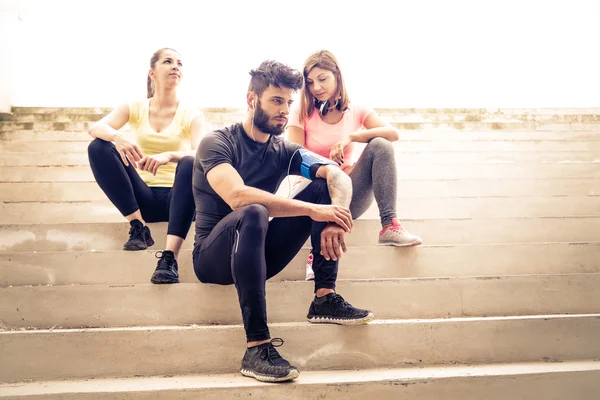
[2,195,600,224]
[2,242,598,286]
[3,152,600,168]
[2,218,598,251]
[2,273,599,329]
[5,109,600,118]
[4,111,600,131]
[10,107,114,114]
[5,122,600,133]
[2,140,600,153]
[1,360,599,399]
[10,106,600,114]
[2,314,599,382]
[2,130,600,141]
[2,179,599,202]
[2,163,599,183]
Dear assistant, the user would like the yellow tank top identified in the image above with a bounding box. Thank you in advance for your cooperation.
[128,100,196,187]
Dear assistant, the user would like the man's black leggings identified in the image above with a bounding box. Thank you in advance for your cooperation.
[88,138,195,239]
[192,179,338,342]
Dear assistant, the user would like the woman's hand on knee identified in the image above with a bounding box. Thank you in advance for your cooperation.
[329,137,351,165]
[138,153,172,176]
[114,133,144,167]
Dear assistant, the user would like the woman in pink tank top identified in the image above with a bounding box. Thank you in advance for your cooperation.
[287,50,422,279]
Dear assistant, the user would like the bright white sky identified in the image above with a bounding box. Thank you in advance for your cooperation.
[1,0,599,108]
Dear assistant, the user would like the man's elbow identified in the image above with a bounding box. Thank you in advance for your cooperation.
[227,187,246,210]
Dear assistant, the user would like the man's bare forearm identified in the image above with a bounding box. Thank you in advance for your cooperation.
[324,166,352,208]
[232,186,315,217]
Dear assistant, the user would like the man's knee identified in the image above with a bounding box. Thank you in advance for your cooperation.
[238,204,269,229]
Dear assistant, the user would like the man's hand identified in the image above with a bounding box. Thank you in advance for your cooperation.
[114,133,144,167]
[320,223,348,261]
[309,204,353,232]
[137,153,172,176]
[329,137,351,165]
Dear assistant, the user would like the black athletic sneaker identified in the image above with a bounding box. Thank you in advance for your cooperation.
[240,338,300,382]
[307,292,374,325]
[123,220,154,251]
[150,250,180,284]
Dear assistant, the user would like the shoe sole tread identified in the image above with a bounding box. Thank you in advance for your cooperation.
[378,240,422,247]
[240,368,299,382]
[307,312,375,325]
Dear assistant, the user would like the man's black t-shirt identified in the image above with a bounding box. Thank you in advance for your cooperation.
[192,123,331,246]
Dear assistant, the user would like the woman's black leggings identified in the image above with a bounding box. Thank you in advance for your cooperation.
[88,138,195,239]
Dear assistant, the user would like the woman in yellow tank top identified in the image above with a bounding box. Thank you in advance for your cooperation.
[88,48,205,284]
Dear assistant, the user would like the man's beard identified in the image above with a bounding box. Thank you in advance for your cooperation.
[253,100,286,136]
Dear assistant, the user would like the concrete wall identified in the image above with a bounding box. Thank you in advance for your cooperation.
[0,0,599,108]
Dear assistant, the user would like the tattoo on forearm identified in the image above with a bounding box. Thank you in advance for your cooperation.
[326,167,352,208]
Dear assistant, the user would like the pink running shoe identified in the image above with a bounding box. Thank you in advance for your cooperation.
[378,219,422,247]
[305,252,315,281]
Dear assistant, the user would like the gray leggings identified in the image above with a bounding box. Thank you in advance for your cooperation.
[349,137,397,226]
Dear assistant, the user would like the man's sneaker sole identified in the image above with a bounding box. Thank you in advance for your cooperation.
[378,239,422,247]
[150,276,180,284]
[123,242,148,251]
[307,311,375,325]
[123,237,155,251]
[240,368,300,382]
[150,272,179,284]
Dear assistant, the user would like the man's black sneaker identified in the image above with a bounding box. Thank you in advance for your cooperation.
[240,338,300,382]
[150,250,180,284]
[307,292,374,325]
[123,220,154,251]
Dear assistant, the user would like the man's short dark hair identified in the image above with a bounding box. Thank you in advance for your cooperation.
[248,60,304,97]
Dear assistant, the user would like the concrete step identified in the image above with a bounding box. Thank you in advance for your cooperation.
[3,243,598,287]
[7,120,600,133]
[0,122,92,132]
[382,113,600,122]
[0,132,94,142]
[9,106,600,116]
[2,139,600,153]
[3,130,600,142]
[2,178,598,202]
[6,106,600,120]
[2,163,599,182]
[2,151,600,167]
[10,119,600,133]
[1,314,598,382]
[0,153,90,167]
[2,196,599,224]
[390,121,600,131]
[1,218,597,253]
[0,113,104,123]
[2,361,599,399]
[10,107,113,115]
[2,274,598,329]
[374,108,600,116]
